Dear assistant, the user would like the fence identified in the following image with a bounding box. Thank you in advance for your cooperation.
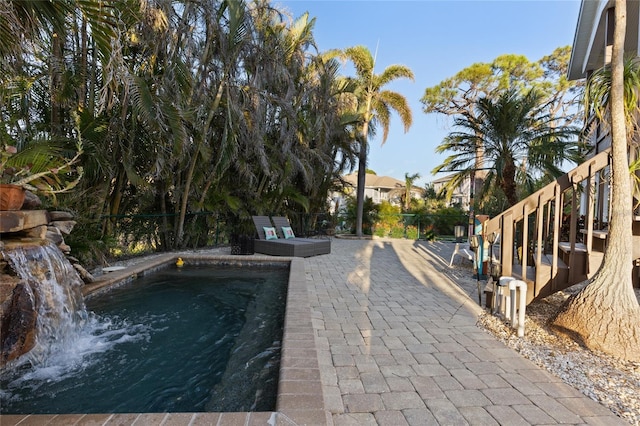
[287,212,469,241]
[97,210,471,258]
[99,211,228,253]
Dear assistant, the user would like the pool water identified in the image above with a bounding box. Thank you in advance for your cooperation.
[0,264,288,414]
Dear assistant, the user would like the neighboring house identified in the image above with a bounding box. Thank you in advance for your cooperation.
[329,173,423,213]
[484,0,640,305]
[431,174,471,210]
[343,173,404,204]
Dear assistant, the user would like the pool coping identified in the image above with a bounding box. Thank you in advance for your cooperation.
[2,254,330,426]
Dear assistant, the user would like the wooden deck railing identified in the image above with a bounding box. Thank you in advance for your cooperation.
[484,148,612,303]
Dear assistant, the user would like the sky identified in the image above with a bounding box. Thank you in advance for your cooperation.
[275,0,582,187]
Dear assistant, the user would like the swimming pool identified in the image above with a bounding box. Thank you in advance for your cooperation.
[0,263,288,414]
[1,254,327,425]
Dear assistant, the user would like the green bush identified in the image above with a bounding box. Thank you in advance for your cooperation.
[343,195,380,234]
[389,225,405,238]
[374,225,388,238]
[422,224,436,241]
[405,226,418,240]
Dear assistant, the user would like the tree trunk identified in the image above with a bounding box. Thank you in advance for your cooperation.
[552,0,640,362]
[79,17,88,108]
[159,179,171,250]
[501,159,518,206]
[175,80,224,247]
[50,32,64,137]
[355,135,367,237]
[474,133,485,200]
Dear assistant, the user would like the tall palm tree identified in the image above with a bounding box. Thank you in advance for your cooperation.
[0,0,123,210]
[340,45,414,236]
[433,88,581,207]
[173,0,252,247]
[552,0,640,361]
[247,7,319,215]
[285,46,359,221]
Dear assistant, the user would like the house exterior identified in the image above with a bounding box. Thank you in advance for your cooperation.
[342,173,405,204]
[568,0,640,258]
[329,173,424,214]
[484,0,640,304]
[431,173,471,210]
[568,1,639,84]
[569,0,640,280]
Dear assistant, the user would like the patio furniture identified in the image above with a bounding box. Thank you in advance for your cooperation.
[449,243,474,267]
[271,216,331,255]
[251,216,317,257]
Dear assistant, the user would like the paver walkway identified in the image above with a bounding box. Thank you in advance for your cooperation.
[305,238,626,425]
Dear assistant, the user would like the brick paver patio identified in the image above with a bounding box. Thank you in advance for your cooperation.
[305,238,626,425]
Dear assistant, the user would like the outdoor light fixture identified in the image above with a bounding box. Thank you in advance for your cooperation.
[454,225,465,243]
[469,234,479,250]
[486,231,497,245]
[486,231,497,280]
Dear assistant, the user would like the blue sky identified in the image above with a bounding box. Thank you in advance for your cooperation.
[275,0,582,187]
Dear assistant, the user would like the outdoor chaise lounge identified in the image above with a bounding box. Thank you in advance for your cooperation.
[271,216,331,255]
[252,216,317,257]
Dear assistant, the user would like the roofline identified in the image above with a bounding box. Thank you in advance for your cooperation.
[568,0,610,81]
[568,0,640,81]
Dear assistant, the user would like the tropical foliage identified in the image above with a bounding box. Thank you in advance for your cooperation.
[433,88,583,207]
[1,0,584,265]
[1,0,359,262]
[422,48,584,209]
[336,45,414,237]
[421,48,582,128]
[341,195,379,235]
[388,172,422,211]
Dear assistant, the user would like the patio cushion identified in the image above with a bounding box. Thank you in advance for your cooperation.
[281,226,295,239]
[263,226,278,240]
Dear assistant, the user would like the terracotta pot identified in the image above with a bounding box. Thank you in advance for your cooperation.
[0,184,26,211]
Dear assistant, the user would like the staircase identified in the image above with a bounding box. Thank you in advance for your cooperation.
[483,148,640,304]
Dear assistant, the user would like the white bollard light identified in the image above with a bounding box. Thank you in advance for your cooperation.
[497,276,515,317]
[508,280,518,328]
[507,279,527,337]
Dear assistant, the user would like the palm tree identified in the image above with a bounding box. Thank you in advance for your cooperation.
[433,88,581,208]
[389,172,422,211]
[402,172,422,211]
[0,1,69,61]
[247,8,320,215]
[286,51,359,222]
[0,0,122,211]
[552,0,640,361]
[340,45,414,236]
[171,0,252,246]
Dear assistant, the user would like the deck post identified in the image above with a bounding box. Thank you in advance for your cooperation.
[500,212,514,278]
[521,207,529,285]
[568,185,579,283]
[552,188,562,292]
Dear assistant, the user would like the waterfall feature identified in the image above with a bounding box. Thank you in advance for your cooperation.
[1,240,87,367]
